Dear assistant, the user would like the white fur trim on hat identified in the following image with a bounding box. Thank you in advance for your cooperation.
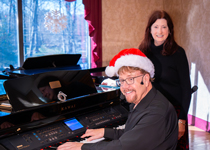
[105,48,155,78]
[115,54,154,77]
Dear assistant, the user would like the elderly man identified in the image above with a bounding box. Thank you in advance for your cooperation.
[58,48,178,150]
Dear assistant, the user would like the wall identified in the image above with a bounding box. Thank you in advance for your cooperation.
[102,0,163,66]
[163,0,210,131]
[102,0,210,131]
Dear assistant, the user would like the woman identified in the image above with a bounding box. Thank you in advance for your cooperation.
[138,10,191,150]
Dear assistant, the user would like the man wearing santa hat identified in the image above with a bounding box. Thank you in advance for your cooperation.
[58,48,178,150]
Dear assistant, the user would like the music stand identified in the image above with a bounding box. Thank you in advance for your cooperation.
[22,54,81,70]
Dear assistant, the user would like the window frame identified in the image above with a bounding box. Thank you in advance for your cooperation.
[0,0,93,96]
[17,0,24,67]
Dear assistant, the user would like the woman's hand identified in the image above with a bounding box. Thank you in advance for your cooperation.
[178,119,186,140]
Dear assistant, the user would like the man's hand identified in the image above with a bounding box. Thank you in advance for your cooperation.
[31,112,46,122]
[178,119,186,140]
[57,142,83,150]
[81,128,105,141]
[1,121,14,129]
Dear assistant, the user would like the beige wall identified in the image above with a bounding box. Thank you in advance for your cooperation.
[162,0,210,127]
[102,0,210,126]
[102,0,163,66]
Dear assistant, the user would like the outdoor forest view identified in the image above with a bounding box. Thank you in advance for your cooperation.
[0,0,90,95]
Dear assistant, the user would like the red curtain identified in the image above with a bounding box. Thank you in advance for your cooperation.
[83,0,102,68]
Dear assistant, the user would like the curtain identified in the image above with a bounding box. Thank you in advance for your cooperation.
[83,0,102,68]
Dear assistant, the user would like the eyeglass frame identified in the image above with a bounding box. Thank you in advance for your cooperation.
[116,74,145,87]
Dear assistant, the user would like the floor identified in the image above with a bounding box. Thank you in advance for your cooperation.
[189,125,210,150]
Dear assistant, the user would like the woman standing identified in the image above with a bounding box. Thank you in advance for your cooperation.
[138,10,191,150]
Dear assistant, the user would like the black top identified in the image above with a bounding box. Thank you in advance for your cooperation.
[82,87,178,150]
[147,43,191,120]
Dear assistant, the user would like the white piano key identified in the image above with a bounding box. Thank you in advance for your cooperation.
[80,137,105,143]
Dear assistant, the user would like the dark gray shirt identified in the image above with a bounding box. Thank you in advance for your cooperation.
[82,87,178,150]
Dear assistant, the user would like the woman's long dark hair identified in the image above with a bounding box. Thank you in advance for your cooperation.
[138,10,178,56]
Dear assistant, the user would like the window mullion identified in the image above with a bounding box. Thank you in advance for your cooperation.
[17,0,24,67]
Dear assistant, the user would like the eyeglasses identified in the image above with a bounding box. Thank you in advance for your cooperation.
[116,75,144,86]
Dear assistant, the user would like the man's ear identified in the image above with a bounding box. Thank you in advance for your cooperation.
[144,73,150,87]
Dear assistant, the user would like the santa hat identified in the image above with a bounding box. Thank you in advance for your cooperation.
[105,48,155,77]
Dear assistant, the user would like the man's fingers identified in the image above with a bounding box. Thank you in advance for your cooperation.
[81,129,95,137]
[85,136,97,141]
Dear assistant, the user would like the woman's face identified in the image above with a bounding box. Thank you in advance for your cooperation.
[150,18,169,46]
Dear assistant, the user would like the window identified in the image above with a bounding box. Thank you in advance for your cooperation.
[0,0,90,95]
[0,0,18,71]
